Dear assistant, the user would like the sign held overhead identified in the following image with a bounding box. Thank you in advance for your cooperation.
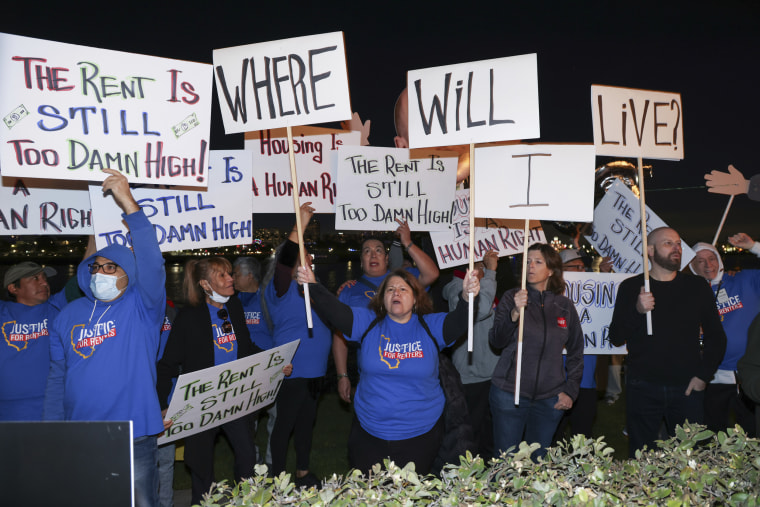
[213,32,351,133]
[407,54,540,148]
[591,84,684,160]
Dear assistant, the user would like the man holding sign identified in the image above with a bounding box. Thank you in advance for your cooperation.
[44,169,166,507]
[609,227,726,456]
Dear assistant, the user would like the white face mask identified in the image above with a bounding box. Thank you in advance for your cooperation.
[207,289,230,304]
[90,273,126,301]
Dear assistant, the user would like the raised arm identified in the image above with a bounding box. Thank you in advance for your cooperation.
[296,266,354,336]
[395,219,439,288]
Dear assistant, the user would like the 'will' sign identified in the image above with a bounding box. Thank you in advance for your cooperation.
[407,54,539,148]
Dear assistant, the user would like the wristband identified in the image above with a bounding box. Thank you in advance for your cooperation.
[405,241,414,251]
[337,373,349,379]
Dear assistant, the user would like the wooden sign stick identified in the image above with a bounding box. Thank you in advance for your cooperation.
[637,156,652,335]
[711,195,735,246]
[467,142,476,352]
[287,125,313,329]
[514,218,530,405]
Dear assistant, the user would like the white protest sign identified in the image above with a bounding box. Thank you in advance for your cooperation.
[89,150,253,252]
[158,341,298,444]
[244,128,360,213]
[591,84,683,161]
[429,189,545,268]
[0,172,93,235]
[334,145,457,231]
[0,33,212,186]
[213,32,351,134]
[585,179,695,272]
[564,272,631,355]
[473,144,596,221]
[407,54,539,149]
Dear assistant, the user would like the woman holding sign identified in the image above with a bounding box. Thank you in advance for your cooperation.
[488,243,584,460]
[157,257,291,505]
[296,264,480,475]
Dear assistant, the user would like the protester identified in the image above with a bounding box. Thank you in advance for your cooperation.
[1,262,65,420]
[688,233,760,436]
[233,256,273,350]
[297,261,480,474]
[737,312,760,436]
[44,168,166,507]
[333,219,439,403]
[554,248,597,441]
[157,256,291,505]
[232,255,276,468]
[442,249,499,457]
[156,300,177,507]
[489,243,584,460]
[265,202,332,488]
[609,227,726,456]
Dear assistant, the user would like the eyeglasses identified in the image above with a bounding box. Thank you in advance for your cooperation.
[217,308,233,334]
[88,262,119,274]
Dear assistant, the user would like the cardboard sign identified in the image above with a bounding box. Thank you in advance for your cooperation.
[585,179,695,272]
[429,189,545,268]
[564,272,631,354]
[158,341,298,444]
[591,85,684,160]
[334,145,457,231]
[473,144,596,221]
[89,150,253,252]
[244,128,360,213]
[0,32,212,186]
[213,32,351,133]
[407,54,539,148]
[0,172,93,235]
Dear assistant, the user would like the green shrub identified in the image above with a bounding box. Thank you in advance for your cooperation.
[199,422,760,506]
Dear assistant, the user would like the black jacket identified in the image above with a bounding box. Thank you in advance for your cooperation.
[156,295,261,409]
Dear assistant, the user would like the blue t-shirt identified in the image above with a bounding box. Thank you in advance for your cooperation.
[208,303,238,366]
[265,280,331,378]
[712,270,760,372]
[339,268,423,308]
[348,307,447,440]
[0,290,66,421]
[238,290,273,350]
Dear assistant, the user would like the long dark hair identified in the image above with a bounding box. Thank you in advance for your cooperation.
[369,269,433,318]
[183,257,232,306]
[528,243,565,295]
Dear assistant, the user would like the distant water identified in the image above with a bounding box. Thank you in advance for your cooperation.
[0,260,360,304]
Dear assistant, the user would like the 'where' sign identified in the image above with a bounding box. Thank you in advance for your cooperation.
[213,32,352,134]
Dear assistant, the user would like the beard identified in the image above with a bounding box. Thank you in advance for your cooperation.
[653,249,681,271]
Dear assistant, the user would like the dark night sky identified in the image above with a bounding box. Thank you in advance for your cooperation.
[2,1,758,244]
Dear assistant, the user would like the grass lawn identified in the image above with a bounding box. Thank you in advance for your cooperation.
[173,389,629,490]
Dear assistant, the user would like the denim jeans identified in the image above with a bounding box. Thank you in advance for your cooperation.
[157,443,175,507]
[134,435,159,507]
[626,377,704,457]
[490,386,564,460]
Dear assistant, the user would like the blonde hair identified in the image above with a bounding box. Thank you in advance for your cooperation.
[183,257,232,306]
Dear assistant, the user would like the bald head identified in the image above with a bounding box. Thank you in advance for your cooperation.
[647,227,682,272]
[393,88,409,149]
